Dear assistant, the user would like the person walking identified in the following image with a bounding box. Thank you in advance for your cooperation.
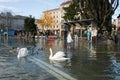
[111,27,115,40]
[86,27,91,42]
[111,27,117,43]
[67,31,73,49]
[116,27,120,45]
[92,27,98,44]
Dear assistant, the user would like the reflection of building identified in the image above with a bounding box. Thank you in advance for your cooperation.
[12,15,26,31]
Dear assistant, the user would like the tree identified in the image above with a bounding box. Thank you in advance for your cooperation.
[37,11,56,30]
[24,15,37,33]
[63,0,119,31]
[117,14,120,18]
[63,2,76,21]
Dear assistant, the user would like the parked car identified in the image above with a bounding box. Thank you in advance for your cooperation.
[48,35,57,39]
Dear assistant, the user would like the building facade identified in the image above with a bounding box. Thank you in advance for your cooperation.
[36,1,72,37]
[44,8,61,34]
[112,16,120,28]
[0,12,26,34]
[11,15,26,31]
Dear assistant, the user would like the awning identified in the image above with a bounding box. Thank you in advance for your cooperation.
[64,19,98,26]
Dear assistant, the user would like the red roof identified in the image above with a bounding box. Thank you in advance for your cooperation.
[60,1,72,6]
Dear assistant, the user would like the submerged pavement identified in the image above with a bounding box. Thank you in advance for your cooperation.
[0,37,120,80]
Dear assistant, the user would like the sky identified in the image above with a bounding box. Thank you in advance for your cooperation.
[0,0,67,19]
[0,0,120,19]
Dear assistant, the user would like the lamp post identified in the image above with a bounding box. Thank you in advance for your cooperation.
[78,0,82,39]
[0,29,3,41]
[6,27,8,40]
[76,12,82,39]
[5,12,8,41]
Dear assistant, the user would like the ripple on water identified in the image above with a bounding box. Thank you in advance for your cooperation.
[0,74,15,79]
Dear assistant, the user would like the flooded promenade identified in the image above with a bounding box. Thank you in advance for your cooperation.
[0,37,120,80]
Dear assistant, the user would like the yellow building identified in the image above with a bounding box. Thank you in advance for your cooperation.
[37,1,72,37]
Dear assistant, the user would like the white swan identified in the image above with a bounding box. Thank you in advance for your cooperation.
[49,48,70,61]
[17,47,29,59]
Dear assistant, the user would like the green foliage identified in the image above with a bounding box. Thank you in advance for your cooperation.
[63,0,119,31]
[24,15,37,33]
[63,2,77,21]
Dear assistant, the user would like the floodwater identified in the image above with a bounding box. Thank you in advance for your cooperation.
[0,37,120,80]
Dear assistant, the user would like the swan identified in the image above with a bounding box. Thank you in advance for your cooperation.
[49,48,70,61]
[17,47,29,59]
[9,48,16,54]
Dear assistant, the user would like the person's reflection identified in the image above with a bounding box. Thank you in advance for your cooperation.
[74,40,78,49]
[107,39,115,51]
[87,42,97,60]
[74,32,79,49]
[109,53,120,74]
[63,39,67,51]
[66,51,72,61]
[66,49,72,66]
[87,41,91,49]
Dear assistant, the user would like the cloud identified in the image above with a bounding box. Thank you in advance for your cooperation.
[0,5,16,12]
[38,0,64,10]
[0,5,23,16]
[0,0,20,2]
[39,0,55,8]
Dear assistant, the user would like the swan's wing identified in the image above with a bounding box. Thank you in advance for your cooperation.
[53,51,66,58]
[18,48,28,57]
[22,48,28,53]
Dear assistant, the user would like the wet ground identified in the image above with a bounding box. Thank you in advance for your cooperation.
[0,37,120,80]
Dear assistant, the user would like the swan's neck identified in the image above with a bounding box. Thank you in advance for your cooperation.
[49,48,53,59]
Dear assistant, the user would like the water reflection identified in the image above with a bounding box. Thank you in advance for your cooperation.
[74,39,78,49]
[87,42,97,60]
[17,57,28,67]
[50,59,71,68]
[1,37,120,80]
[109,53,120,74]
[66,49,73,59]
